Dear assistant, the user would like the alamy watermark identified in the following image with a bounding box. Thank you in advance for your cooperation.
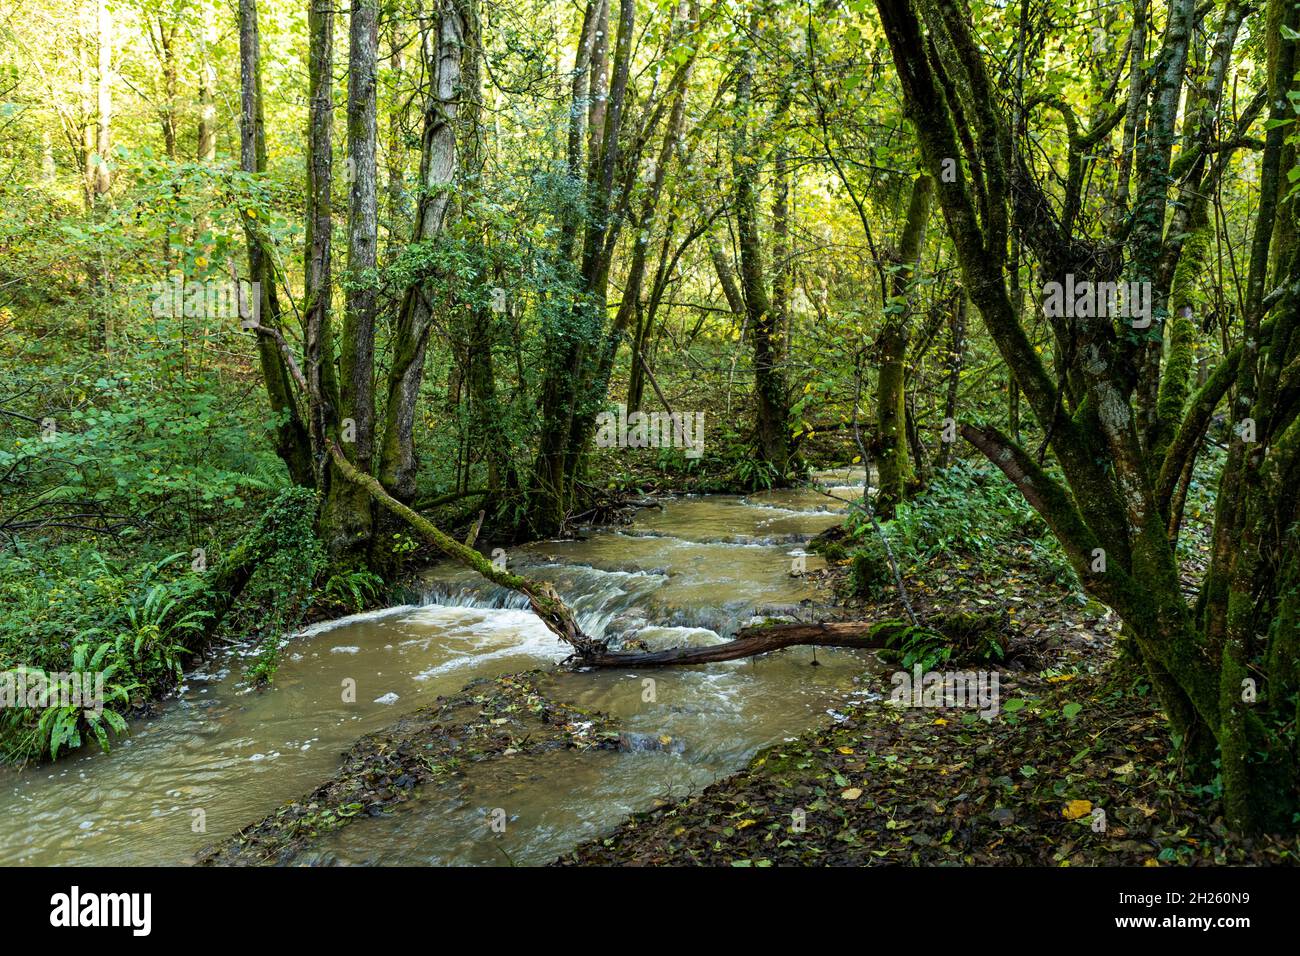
[1043,274,1152,328]
[0,668,105,717]
[890,665,1000,720]
[50,886,151,936]
[595,404,705,458]
[150,276,260,327]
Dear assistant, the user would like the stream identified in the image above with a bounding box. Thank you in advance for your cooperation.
[0,470,874,866]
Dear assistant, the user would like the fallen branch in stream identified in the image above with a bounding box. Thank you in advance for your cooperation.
[578,621,888,667]
[327,440,605,657]
[331,441,897,669]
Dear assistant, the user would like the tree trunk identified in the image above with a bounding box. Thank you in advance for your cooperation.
[85,0,112,353]
[303,0,338,495]
[376,0,468,502]
[938,292,965,470]
[581,620,889,667]
[239,0,314,488]
[874,173,933,515]
[528,0,635,535]
[732,19,793,478]
[321,0,380,566]
[874,0,1300,832]
[197,5,217,164]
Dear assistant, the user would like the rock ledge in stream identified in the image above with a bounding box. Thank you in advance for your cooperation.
[194,671,614,866]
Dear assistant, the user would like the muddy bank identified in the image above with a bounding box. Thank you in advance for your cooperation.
[195,671,614,865]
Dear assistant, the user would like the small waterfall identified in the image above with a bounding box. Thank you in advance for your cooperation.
[420,564,670,644]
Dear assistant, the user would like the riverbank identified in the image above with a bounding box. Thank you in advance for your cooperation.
[555,667,1297,866]
[2,483,860,864]
[21,467,1289,868]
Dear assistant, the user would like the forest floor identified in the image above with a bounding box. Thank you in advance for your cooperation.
[556,546,1300,866]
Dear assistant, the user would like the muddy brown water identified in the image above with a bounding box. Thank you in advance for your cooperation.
[0,472,875,866]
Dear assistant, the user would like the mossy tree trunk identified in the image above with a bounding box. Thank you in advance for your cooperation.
[731,16,795,480]
[320,0,380,568]
[874,173,933,515]
[875,0,1300,831]
[238,0,314,489]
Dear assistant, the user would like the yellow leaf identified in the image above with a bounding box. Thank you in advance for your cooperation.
[841,787,863,800]
[933,718,948,726]
[837,746,854,754]
[736,819,758,829]
[1062,799,1092,820]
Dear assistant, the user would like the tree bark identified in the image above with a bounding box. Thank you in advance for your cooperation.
[303,0,338,493]
[376,0,468,502]
[874,173,934,515]
[732,17,794,478]
[580,621,887,668]
[321,0,381,565]
[239,0,314,488]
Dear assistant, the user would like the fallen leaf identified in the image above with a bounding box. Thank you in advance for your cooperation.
[1062,799,1093,820]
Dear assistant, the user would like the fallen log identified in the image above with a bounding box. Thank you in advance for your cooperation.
[578,620,888,667]
[327,441,604,657]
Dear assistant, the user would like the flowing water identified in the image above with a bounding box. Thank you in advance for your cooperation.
[0,472,873,866]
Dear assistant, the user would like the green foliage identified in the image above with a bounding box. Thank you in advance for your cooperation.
[0,489,328,757]
[245,636,283,686]
[882,621,953,671]
[0,551,207,762]
[846,537,890,598]
[229,490,328,685]
[730,456,780,491]
[873,611,1005,671]
[845,461,1078,590]
[322,568,386,613]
